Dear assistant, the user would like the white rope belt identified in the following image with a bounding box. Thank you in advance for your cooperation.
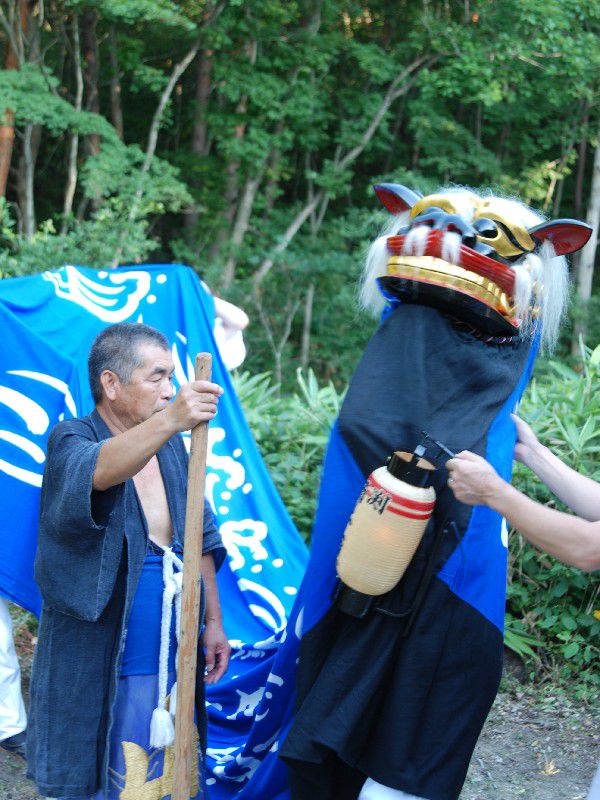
[149,546,184,749]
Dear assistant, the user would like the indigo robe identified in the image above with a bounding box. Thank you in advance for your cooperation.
[26,408,225,797]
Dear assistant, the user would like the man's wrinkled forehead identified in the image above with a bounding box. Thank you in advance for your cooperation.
[135,343,174,377]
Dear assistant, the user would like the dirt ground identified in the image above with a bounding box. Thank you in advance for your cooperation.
[2,624,598,800]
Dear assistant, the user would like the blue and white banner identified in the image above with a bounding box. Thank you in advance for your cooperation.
[0,264,308,798]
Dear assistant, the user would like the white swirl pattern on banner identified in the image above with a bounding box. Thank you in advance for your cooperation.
[0,372,76,487]
[43,265,152,322]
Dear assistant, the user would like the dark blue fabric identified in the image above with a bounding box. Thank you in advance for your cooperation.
[120,543,181,677]
[26,408,223,797]
[96,671,204,800]
[58,671,205,800]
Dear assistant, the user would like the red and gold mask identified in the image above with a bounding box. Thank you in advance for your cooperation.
[374,184,591,336]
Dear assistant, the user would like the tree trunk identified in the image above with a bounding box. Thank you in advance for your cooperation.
[184,49,213,233]
[572,120,600,353]
[252,192,323,287]
[111,40,200,266]
[475,103,482,148]
[383,98,406,174]
[21,123,36,237]
[81,8,100,157]
[255,291,301,387]
[300,283,315,368]
[61,14,83,232]
[16,2,40,237]
[192,49,212,156]
[0,53,16,199]
[0,0,28,202]
[552,174,564,218]
[574,107,589,218]
[497,121,511,163]
[0,109,15,200]
[572,112,590,278]
[108,25,124,140]
[222,167,265,287]
[253,55,435,289]
[209,40,256,261]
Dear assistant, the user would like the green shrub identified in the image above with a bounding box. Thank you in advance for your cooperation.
[233,368,343,540]
[507,342,600,692]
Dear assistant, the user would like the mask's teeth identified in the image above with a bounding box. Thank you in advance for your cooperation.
[401,225,430,256]
[441,231,462,265]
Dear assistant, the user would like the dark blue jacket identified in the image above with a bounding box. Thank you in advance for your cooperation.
[26,409,224,797]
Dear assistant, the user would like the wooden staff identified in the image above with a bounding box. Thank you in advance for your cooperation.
[173,353,212,800]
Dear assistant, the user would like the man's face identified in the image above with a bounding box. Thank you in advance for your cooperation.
[107,343,175,427]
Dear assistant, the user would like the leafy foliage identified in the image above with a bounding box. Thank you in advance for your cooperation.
[0,199,155,276]
[233,368,344,538]
[506,343,600,690]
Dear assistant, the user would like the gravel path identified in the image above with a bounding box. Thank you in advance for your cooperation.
[2,687,598,799]
[2,620,598,799]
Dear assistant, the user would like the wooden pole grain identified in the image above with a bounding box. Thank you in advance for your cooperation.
[173,353,212,800]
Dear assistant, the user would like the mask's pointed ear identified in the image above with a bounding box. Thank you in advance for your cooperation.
[373,183,423,215]
[528,219,592,256]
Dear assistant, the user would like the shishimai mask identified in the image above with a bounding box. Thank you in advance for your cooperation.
[360,184,592,347]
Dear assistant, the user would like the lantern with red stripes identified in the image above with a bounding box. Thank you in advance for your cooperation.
[336,450,436,601]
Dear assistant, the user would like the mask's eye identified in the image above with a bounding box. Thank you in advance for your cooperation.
[474,218,498,239]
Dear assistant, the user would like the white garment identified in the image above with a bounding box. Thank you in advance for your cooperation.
[588,763,600,800]
[213,317,247,371]
[359,778,426,800]
[212,295,249,371]
[0,596,27,740]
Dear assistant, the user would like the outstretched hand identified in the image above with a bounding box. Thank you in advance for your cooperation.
[511,413,540,467]
[446,450,505,506]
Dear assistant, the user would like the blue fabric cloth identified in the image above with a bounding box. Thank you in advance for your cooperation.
[120,541,181,677]
[0,264,308,799]
[100,543,203,800]
[0,302,80,614]
[98,671,204,800]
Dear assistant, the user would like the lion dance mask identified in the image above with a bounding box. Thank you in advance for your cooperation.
[279,185,591,800]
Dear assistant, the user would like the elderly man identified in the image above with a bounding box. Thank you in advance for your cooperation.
[26,322,230,799]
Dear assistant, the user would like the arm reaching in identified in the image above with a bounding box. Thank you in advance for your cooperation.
[511,414,600,521]
[446,450,600,571]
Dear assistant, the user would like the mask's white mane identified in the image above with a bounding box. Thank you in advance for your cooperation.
[358,187,568,351]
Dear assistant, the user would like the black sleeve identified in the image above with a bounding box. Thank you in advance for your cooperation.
[202,499,226,572]
[42,420,120,537]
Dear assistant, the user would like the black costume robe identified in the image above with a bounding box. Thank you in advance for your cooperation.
[280,307,536,800]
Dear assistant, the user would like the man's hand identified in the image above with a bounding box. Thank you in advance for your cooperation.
[511,413,542,469]
[165,380,223,433]
[446,451,506,506]
[203,620,231,685]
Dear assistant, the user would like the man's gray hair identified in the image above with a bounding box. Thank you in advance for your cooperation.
[88,323,170,404]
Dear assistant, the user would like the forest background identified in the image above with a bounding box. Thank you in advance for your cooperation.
[0,0,599,691]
